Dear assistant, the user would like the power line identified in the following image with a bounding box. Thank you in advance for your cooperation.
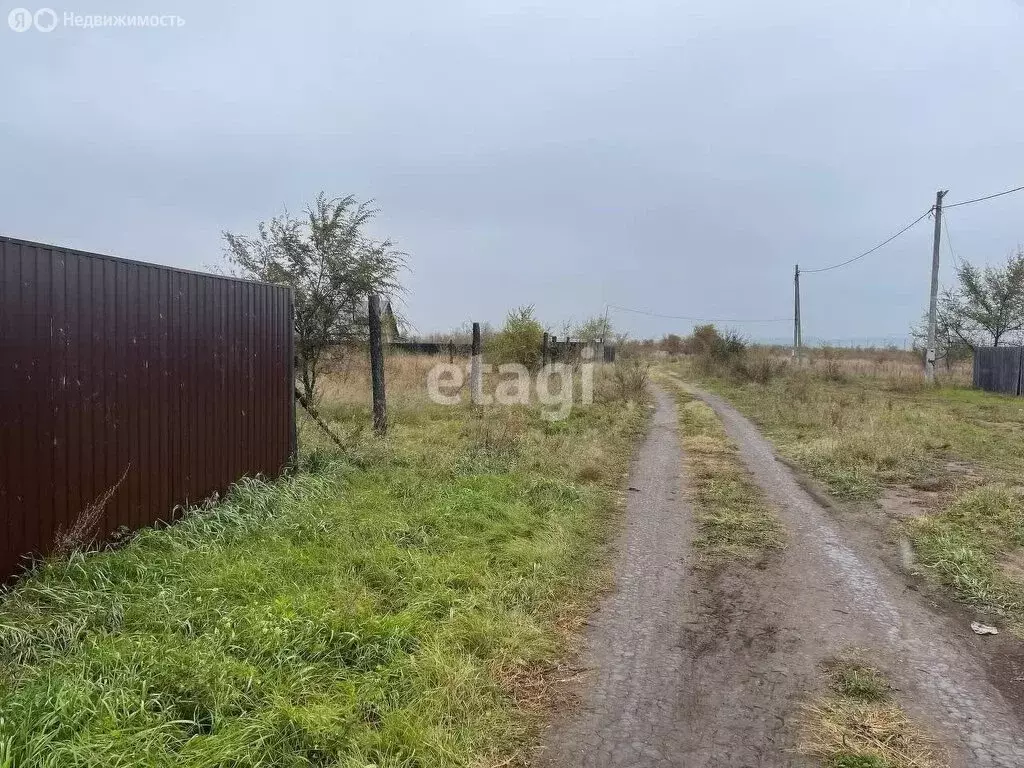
[802,209,933,274]
[608,304,790,324]
[795,184,1020,276]
[943,184,1024,209]
[943,212,962,272]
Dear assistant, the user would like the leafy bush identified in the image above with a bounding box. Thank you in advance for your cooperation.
[686,324,723,356]
[689,324,750,379]
[487,305,545,370]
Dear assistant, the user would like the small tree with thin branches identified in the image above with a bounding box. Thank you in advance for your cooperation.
[575,315,613,343]
[224,193,406,403]
[925,251,1024,351]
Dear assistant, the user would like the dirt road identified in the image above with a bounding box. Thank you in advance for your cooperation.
[538,384,1024,767]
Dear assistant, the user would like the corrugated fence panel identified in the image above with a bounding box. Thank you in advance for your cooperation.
[0,236,294,580]
[973,346,1023,395]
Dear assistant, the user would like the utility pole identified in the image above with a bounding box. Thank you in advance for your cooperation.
[793,264,801,363]
[925,190,947,383]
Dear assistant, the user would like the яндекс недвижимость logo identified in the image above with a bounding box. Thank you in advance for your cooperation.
[8,7,57,31]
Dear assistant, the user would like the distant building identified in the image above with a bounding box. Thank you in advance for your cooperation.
[382,300,401,342]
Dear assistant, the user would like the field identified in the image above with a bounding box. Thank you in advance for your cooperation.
[0,353,648,768]
[671,349,1024,629]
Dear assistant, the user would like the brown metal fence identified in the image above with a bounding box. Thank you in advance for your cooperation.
[1,236,295,580]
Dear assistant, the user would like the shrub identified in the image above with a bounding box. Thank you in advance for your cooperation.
[688,325,747,376]
[816,350,848,383]
[614,359,651,402]
[487,305,545,370]
[737,353,788,384]
[686,324,722,356]
[660,333,685,355]
[599,359,650,404]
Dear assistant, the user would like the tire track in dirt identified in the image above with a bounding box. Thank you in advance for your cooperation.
[538,383,1024,767]
[537,387,826,766]
[684,382,1024,767]
[536,387,694,766]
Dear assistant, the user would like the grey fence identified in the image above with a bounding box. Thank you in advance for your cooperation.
[973,346,1023,395]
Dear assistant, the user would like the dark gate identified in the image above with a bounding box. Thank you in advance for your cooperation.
[972,346,1023,395]
[1,236,295,580]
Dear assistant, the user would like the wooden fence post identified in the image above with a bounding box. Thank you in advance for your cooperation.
[542,332,549,365]
[448,338,455,364]
[471,322,483,405]
[368,294,387,435]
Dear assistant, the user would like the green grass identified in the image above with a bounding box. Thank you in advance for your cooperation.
[662,380,784,565]
[670,358,1024,626]
[0,384,647,767]
[910,485,1024,624]
[826,661,891,703]
[828,755,891,768]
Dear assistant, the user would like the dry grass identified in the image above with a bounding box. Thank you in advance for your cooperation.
[52,465,131,558]
[800,700,944,768]
[319,350,448,409]
[669,357,1013,500]
[661,377,785,565]
[722,345,971,389]
[803,355,971,388]
[799,655,945,768]
[609,359,650,402]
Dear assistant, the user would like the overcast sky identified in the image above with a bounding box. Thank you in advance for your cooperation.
[2,0,1023,343]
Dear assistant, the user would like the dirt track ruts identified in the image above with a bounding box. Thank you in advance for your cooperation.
[537,383,1024,767]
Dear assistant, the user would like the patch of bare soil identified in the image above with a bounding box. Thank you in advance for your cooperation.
[1000,550,1024,585]
[879,485,939,521]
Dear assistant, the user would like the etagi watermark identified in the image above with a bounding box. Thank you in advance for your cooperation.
[8,8,185,32]
[426,353,595,421]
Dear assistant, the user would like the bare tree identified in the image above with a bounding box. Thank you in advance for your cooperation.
[224,193,406,403]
